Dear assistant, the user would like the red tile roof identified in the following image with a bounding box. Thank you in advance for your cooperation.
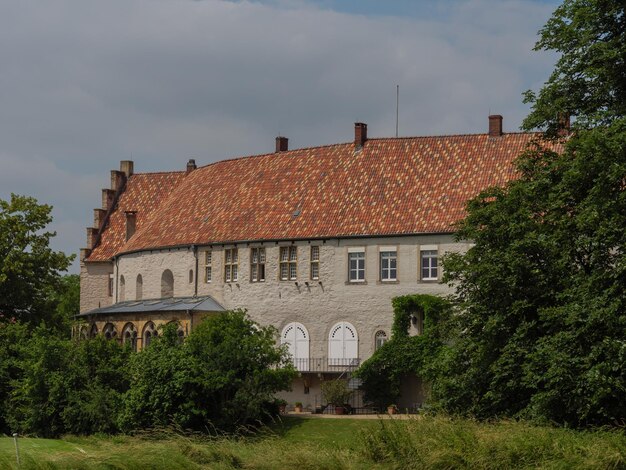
[111,133,542,256]
[86,172,187,261]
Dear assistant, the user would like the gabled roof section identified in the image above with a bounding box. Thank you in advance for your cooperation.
[118,132,542,255]
[86,171,186,261]
[77,295,226,317]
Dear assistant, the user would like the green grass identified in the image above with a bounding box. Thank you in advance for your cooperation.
[2,416,626,469]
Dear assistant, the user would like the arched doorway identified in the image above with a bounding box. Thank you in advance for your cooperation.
[328,322,358,366]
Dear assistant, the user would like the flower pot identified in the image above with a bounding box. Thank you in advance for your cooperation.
[294,405,303,413]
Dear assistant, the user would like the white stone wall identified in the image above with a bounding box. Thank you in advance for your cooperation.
[112,235,469,363]
[80,261,114,312]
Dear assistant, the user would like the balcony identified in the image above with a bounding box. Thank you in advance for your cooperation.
[290,357,361,373]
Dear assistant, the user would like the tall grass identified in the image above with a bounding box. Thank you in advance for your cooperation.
[2,416,626,469]
[359,416,626,469]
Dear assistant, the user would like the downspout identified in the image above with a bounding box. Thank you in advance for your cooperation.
[193,245,198,297]
[114,256,119,303]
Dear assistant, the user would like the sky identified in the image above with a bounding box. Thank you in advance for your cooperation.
[0,0,560,273]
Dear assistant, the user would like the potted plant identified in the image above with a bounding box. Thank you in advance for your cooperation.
[294,401,303,413]
[321,379,352,415]
[387,404,398,415]
[276,398,287,414]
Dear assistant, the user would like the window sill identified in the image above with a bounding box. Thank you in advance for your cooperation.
[345,280,368,285]
[419,278,439,283]
[377,280,399,285]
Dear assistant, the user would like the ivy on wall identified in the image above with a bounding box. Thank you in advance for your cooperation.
[355,294,452,409]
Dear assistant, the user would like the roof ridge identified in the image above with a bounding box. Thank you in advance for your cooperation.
[131,170,187,176]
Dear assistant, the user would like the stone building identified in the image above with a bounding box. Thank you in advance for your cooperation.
[79,116,537,409]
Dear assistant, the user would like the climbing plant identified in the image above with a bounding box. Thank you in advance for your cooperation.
[355,294,452,409]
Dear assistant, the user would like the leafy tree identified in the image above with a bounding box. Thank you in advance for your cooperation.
[6,330,130,437]
[0,194,74,327]
[120,311,296,432]
[438,0,626,426]
[0,322,29,434]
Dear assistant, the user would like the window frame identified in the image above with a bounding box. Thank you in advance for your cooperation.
[250,247,266,282]
[224,248,238,283]
[420,246,439,281]
[348,247,366,283]
[204,250,212,283]
[310,246,320,280]
[279,246,298,281]
[375,330,388,350]
[379,246,398,282]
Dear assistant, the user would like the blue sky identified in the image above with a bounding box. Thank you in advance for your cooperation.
[0,0,561,273]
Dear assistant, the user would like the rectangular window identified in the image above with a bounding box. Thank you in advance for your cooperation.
[250,247,266,282]
[380,250,397,281]
[224,248,238,282]
[348,250,365,282]
[108,274,114,297]
[310,246,320,280]
[279,246,297,280]
[205,250,212,283]
[421,249,438,280]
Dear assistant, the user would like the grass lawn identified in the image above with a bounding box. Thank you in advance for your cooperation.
[2,416,626,469]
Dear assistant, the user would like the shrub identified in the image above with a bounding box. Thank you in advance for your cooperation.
[320,379,351,405]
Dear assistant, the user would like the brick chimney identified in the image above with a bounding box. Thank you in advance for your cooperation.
[186,159,197,174]
[488,115,503,137]
[125,211,137,241]
[354,122,367,148]
[557,113,571,136]
[275,136,288,152]
[120,160,134,178]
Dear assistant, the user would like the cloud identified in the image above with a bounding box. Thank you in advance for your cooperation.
[0,0,558,272]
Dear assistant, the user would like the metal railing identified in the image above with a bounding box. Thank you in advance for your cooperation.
[291,357,360,372]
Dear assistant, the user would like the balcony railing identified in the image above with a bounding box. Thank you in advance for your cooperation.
[291,357,361,373]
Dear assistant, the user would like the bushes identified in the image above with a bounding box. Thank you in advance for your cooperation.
[120,310,297,433]
[3,311,295,437]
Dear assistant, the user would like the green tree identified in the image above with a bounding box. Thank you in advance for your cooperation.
[438,0,626,426]
[0,194,74,327]
[120,311,296,432]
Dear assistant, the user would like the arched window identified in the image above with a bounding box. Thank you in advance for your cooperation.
[89,323,98,338]
[281,322,310,371]
[119,275,126,301]
[143,321,158,348]
[79,326,89,340]
[161,270,174,298]
[328,322,358,366]
[375,330,388,350]
[103,323,117,340]
[122,322,138,352]
[136,274,143,300]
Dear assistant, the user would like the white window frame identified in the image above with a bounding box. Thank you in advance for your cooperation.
[375,330,388,350]
[224,248,238,282]
[250,247,266,282]
[348,247,365,282]
[420,246,438,281]
[310,246,320,280]
[379,246,397,282]
[205,250,212,283]
[280,246,297,281]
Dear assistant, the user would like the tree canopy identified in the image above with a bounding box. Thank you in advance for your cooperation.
[0,194,74,327]
[437,0,626,427]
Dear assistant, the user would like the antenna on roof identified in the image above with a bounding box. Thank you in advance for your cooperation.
[395,85,399,138]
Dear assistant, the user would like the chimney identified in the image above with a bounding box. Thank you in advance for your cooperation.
[125,211,137,241]
[186,159,197,174]
[275,136,289,153]
[354,122,367,148]
[120,160,134,178]
[488,115,503,137]
[557,113,571,136]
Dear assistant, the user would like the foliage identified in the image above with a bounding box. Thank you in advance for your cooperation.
[437,0,626,427]
[0,322,29,435]
[4,417,626,469]
[6,329,130,437]
[48,274,80,335]
[320,379,352,406]
[0,194,74,328]
[355,294,452,409]
[120,310,296,432]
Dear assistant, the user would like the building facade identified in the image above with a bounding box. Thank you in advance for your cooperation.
[80,116,537,409]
